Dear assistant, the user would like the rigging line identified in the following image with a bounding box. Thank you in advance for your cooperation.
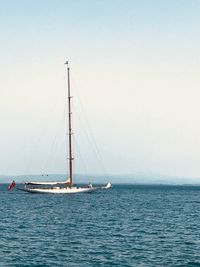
[73,105,105,175]
[73,106,99,164]
[74,102,107,177]
[43,105,67,174]
[73,135,89,178]
[71,74,108,177]
[25,90,63,175]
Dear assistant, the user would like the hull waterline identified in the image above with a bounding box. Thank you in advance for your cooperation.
[17,187,96,194]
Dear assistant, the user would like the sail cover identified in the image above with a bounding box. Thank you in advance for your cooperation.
[25,177,71,186]
[25,181,69,186]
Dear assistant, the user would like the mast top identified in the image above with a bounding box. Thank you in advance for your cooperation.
[65,60,69,67]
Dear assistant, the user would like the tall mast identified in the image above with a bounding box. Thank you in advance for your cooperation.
[65,61,73,188]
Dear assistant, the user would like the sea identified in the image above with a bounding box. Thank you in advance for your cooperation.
[1,184,200,267]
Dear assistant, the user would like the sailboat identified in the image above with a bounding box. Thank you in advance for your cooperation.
[19,62,111,194]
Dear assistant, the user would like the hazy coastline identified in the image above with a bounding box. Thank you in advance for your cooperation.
[1,173,200,185]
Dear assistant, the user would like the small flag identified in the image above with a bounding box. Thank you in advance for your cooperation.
[8,180,16,191]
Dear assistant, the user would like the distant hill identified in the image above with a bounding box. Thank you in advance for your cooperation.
[0,174,109,184]
[1,173,200,185]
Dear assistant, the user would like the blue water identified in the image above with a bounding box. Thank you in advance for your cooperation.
[1,184,200,267]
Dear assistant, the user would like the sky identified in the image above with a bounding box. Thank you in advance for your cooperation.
[1,0,200,179]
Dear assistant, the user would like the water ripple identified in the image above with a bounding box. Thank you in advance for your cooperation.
[1,185,200,266]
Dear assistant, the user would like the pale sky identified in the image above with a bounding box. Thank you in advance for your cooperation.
[1,0,200,178]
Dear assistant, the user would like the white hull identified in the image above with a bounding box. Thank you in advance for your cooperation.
[22,187,95,194]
